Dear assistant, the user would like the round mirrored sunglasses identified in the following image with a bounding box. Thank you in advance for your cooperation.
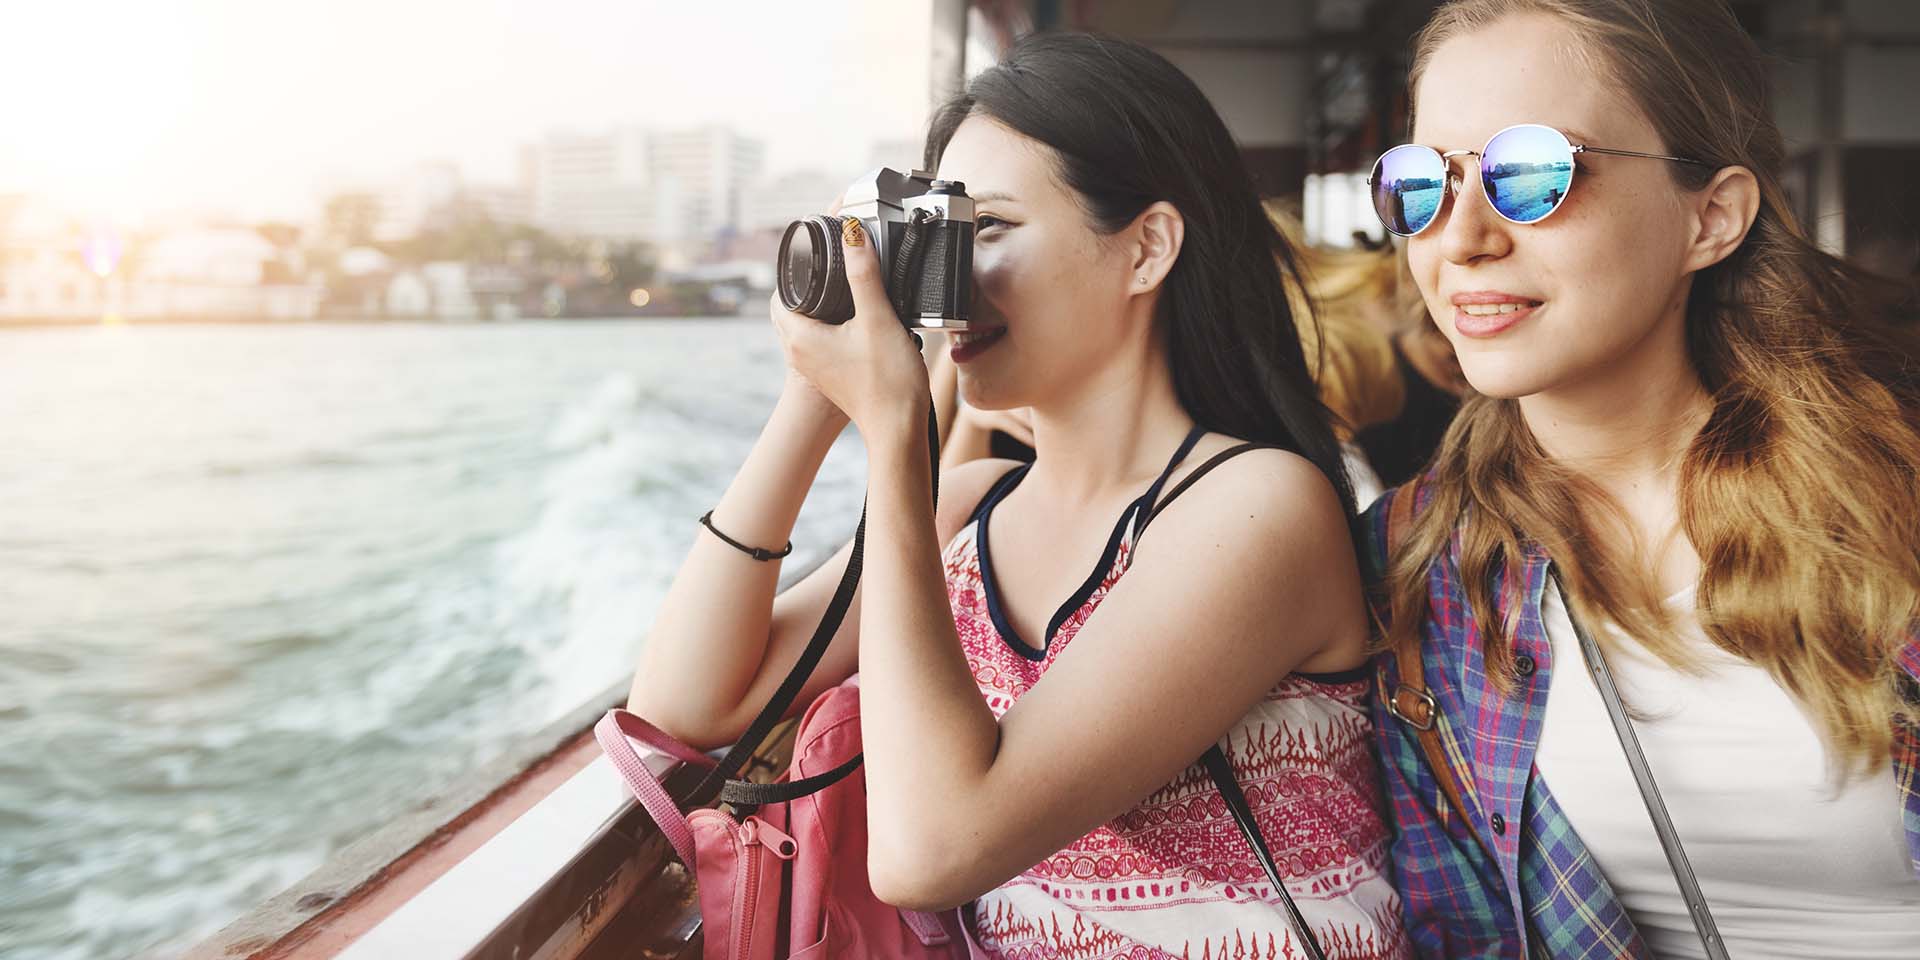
[1368,123,1711,237]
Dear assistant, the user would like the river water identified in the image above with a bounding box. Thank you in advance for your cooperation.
[0,319,867,959]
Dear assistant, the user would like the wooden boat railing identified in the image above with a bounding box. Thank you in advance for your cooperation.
[183,683,797,960]
[461,722,797,960]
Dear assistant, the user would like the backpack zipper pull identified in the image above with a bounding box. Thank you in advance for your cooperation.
[739,816,797,860]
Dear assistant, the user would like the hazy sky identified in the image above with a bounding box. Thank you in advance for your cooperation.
[0,0,935,222]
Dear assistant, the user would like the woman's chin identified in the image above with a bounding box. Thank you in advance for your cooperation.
[957,375,1025,412]
[1454,357,1557,402]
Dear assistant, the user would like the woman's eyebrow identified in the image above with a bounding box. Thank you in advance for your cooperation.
[971,190,1017,204]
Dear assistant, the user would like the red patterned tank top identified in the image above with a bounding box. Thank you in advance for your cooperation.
[945,435,1409,960]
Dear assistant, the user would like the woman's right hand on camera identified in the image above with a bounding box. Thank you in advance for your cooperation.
[770,295,854,429]
[768,188,857,429]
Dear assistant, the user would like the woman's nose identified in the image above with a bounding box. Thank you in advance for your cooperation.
[1431,164,1514,266]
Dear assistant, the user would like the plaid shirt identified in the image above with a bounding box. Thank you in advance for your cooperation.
[1360,481,1920,959]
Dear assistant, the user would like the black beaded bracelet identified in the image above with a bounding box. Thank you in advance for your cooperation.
[698,510,793,562]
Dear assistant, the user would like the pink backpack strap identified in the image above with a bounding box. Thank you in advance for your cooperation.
[899,909,951,946]
[595,709,703,868]
[602,708,719,767]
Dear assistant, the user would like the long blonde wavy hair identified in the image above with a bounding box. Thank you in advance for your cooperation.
[1383,0,1920,770]
[1265,201,1408,438]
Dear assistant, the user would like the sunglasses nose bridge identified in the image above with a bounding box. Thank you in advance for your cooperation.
[1429,149,1482,231]
[1439,148,1479,188]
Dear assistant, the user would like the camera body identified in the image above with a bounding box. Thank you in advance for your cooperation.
[776,168,974,328]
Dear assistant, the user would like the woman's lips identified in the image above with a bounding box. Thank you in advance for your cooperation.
[1451,294,1543,339]
[949,326,1007,363]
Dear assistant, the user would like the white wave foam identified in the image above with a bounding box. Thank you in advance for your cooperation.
[60,845,325,960]
[492,370,866,725]
[493,372,698,722]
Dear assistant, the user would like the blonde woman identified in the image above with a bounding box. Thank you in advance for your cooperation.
[1363,1,1920,957]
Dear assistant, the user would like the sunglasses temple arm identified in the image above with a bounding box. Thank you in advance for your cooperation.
[1573,145,1712,167]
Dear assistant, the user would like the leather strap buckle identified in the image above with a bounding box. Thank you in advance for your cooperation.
[1387,683,1437,731]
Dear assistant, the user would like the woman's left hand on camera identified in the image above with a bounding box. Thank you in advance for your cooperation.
[769,220,930,442]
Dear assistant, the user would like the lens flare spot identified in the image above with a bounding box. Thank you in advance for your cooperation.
[82,228,123,279]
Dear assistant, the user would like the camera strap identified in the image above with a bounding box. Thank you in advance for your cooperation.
[1140,441,1329,960]
[886,210,936,323]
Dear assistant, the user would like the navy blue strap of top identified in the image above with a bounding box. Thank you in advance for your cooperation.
[1139,441,1281,536]
[968,425,1209,660]
[966,424,1207,529]
[1133,424,1209,534]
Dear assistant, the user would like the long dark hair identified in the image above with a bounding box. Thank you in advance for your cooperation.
[924,31,1354,513]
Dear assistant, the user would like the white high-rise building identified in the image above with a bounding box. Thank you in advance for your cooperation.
[375,161,462,241]
[741,170,846,234]
[645,126,765,246]
[528,128,654,241]
[525,126,764,249]
[464,184,532,227]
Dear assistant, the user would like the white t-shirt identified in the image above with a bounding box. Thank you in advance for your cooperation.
[1534,579,1920,959]
[1342,440,1384,511]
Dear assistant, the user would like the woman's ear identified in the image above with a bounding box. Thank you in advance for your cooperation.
[1684,165,1760,274]
[1127,201,1185,295]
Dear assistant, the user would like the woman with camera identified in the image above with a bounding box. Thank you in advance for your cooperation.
[627,32,1409,959]
[1363,1,1920,957]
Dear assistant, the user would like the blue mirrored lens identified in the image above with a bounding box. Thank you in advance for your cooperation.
[1480,125,1574,224]
[1372,145,1447,236]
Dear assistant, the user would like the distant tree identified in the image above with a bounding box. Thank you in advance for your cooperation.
[605,242,656,292]
[256,222,302,249]
[322,192,382,248]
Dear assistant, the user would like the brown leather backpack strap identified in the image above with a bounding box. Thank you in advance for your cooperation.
[1378,482,1496,861]
[1391,642,1488,850]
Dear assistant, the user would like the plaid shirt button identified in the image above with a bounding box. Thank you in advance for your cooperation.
[1515,654,1536,677]
[1490,812,1507,835]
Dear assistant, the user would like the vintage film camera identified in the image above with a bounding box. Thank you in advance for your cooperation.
[776,168,973,328]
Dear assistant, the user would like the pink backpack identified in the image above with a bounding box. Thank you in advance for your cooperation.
[598,680,971,959]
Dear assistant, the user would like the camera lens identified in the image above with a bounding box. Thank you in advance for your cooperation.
[777,219,823,312]
[776,216,855,323]
[782,225,816,300]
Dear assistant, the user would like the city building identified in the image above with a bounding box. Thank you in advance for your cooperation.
[526,128,656,242]
[462,183,533,227]
[523,125,766,256]
[126,226,320,321]
[0,195,107,321]
[740,169,846,235]
[645,126,766,249]
[385,261,523,321]
[374,162,463,242]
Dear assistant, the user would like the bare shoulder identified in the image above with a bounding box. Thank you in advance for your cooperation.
[1125,439,1366,669]
[1145,440,1353,567]
[935,457,1026,542]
